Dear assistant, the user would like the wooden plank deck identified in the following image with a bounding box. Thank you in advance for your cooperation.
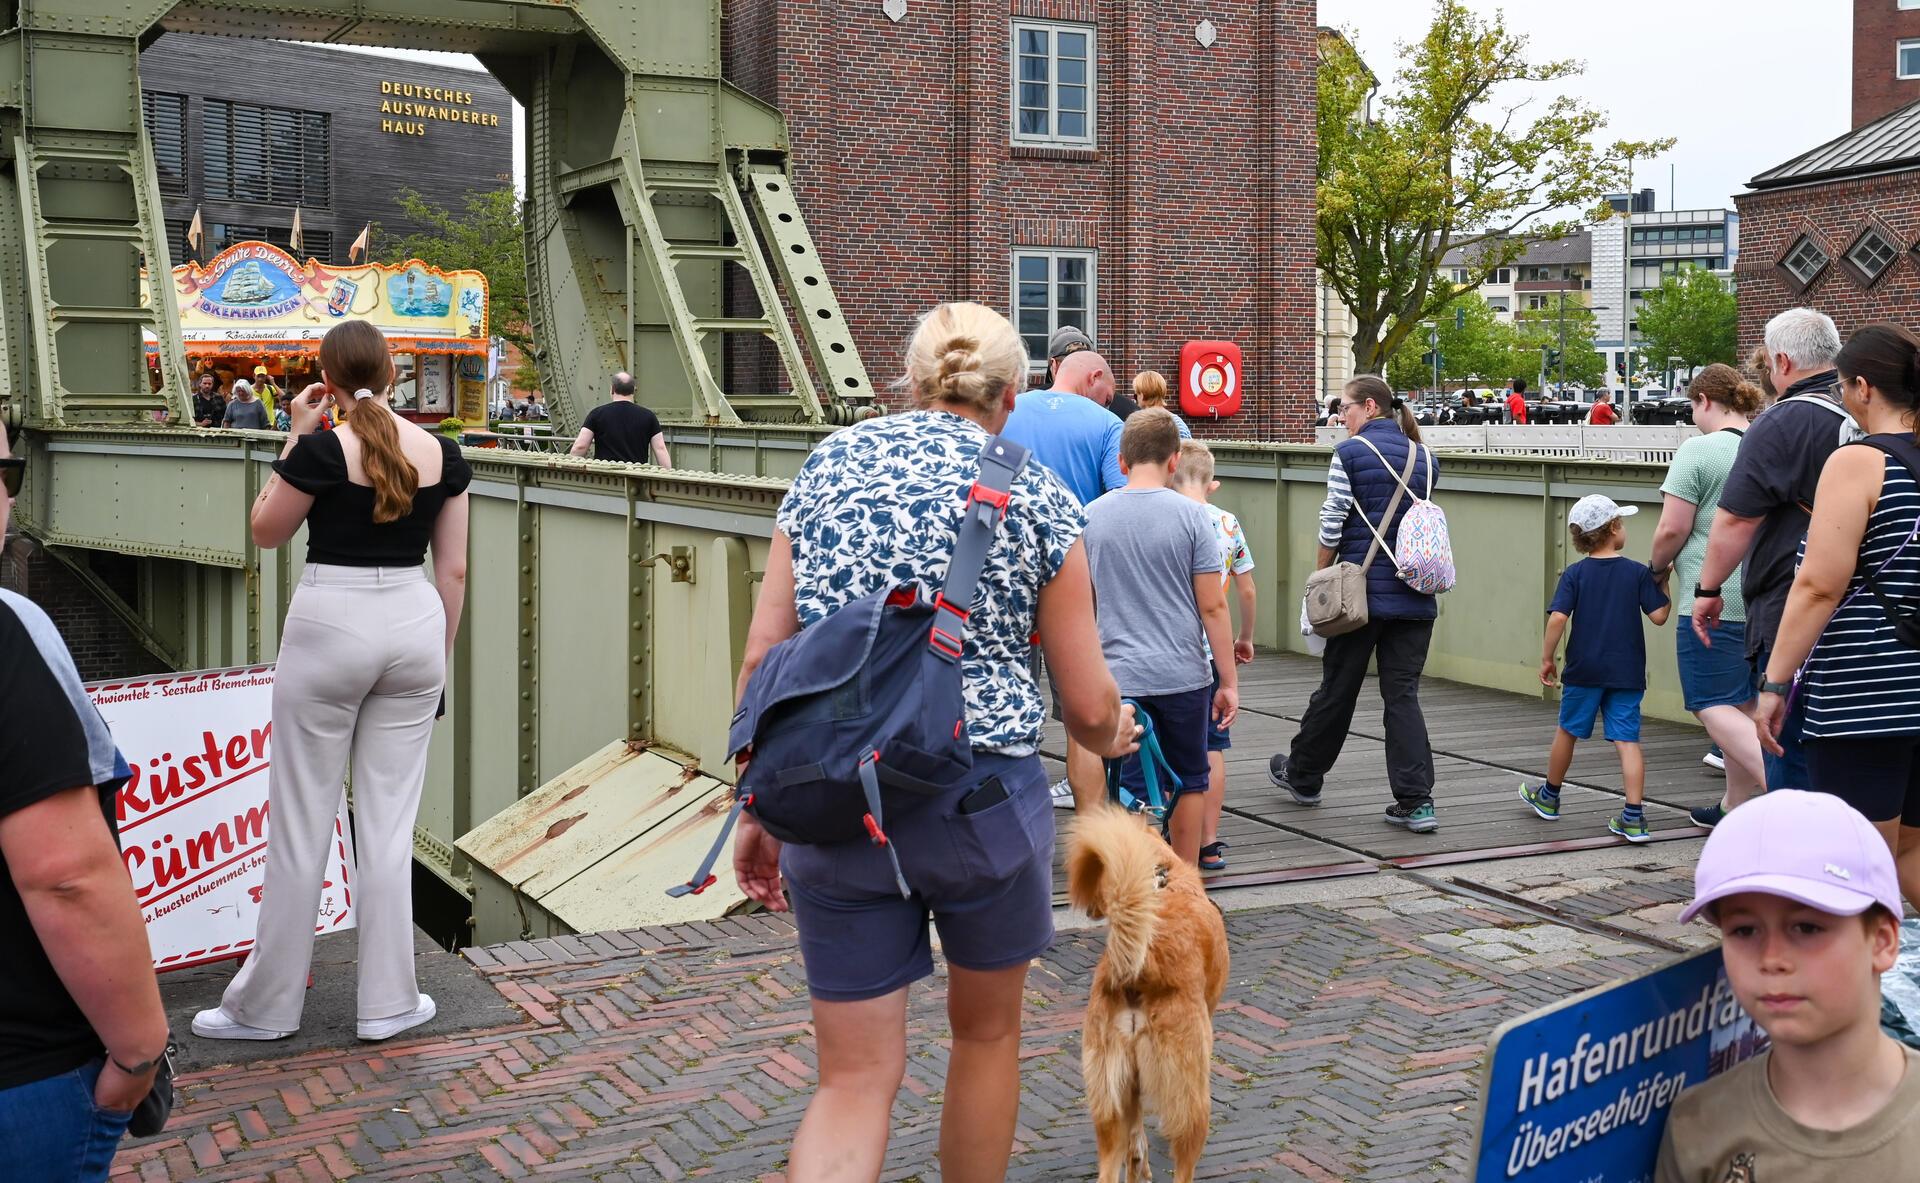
[1040,648,1715,883]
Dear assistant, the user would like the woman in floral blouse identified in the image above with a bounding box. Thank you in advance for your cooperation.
[732,301,1138,1181]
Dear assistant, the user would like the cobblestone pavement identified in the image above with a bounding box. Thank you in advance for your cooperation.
[112,871,1687,1182]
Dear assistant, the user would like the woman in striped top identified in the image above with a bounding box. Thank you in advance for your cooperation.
[1758,323,1920,909]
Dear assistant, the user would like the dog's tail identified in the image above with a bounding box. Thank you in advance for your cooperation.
[1065,805,1166,985]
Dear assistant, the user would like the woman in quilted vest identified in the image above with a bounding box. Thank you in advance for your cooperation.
[1269,375,1444,832]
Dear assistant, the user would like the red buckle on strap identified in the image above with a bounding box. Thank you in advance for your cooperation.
[684,874,717,895]
[933,593,968,620]
[863,813,888,846]
[968,482,1010,511]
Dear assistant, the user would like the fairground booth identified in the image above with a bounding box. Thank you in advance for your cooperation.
[146,241,491,425]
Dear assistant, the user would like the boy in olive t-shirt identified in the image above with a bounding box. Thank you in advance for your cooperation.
[1655,791,1920,1182]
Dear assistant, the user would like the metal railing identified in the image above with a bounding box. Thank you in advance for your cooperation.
[1315,424,1700,465]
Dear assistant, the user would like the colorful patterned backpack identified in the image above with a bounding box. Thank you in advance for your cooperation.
[1351,435,1454,595]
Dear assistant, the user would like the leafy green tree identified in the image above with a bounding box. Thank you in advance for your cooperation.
[1634,265,1737,373]
[1318,2,1672,375]
[1384,295,1519,392]
[381,187,535,384]
[1513,295,1606,389]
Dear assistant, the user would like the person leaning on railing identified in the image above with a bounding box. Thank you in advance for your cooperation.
[730,301,1138,1183]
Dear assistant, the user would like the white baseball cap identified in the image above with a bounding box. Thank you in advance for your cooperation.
[1568,494,1637,533]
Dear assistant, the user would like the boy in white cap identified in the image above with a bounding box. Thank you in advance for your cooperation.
[1520,494,1671,839]
[1656,790,1918,1180]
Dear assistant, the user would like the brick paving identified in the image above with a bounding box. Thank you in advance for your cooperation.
[113,879,1675,1182]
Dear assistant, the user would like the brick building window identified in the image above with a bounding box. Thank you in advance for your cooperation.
[140,92,188,196]
[1845,227,1900,285]
[1779,235,1831,291]
[1013,248,1096,367]
[1901,40,1920,80]
[1012,21,1096,147]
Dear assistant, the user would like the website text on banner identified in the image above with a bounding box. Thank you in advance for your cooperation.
[1471,948,1767,1182]
[86,665,356,973]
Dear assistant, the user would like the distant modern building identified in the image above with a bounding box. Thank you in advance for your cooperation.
[1591,190,1738,394]
[137,33,514,267]
[1854,0,1920,128]
[1441,231,1593,323]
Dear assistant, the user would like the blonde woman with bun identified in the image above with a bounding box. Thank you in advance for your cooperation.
[194,318,470,1044]
[1649,362,1766,828]
[732,301,1137,1181]
[1133,369,1191,437]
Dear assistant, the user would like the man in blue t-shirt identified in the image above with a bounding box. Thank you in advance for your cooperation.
[1002,351,1124,508]
[1519,495,1671,842]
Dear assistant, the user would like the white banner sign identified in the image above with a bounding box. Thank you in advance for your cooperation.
[86,665,356,972]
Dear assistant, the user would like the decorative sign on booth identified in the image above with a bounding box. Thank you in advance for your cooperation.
[1470,947,1766,1182]
[86,666,356,972]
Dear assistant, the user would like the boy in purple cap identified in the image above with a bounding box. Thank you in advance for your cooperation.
[1656,790,1919,1181]
[1521,493,1671,840]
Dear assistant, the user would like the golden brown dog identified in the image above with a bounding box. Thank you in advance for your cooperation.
[1067,805,1230,1183]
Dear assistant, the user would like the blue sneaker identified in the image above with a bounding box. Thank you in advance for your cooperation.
[1384,800,1438,833]
[1518,783,1561,820]
[1608,812,1653,843]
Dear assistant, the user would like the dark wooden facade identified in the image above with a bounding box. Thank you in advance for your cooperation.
[138,33,514,267]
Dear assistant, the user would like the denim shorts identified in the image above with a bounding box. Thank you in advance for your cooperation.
[1676,617,1752,712]
[1118,686,1214,800]
[0,1058,132,1182]
[1559,684,1644,743]
[1206,669,1231,753]
[779,752,1055,1002]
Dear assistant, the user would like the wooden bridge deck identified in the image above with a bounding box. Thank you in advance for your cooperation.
[1044,648,1716,890]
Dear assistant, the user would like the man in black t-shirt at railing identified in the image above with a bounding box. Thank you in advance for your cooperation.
[570,371,670,466]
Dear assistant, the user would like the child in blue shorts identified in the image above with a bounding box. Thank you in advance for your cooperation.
[1521,494,1671,840]
[1084,410,1239,866]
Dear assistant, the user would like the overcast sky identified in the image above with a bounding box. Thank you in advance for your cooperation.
[364,2,1850,211]
[1318,0,1851,212]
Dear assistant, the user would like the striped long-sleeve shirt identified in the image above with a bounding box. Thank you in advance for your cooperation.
[1318,453,1353,546]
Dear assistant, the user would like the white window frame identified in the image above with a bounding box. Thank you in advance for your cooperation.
[1847,227,1899,282]
[1904,1,1920,12]
[1900,38,1920,80]
[1011,248,1098,373]
[1011,20,1097,148]
[1782,236,1831,287]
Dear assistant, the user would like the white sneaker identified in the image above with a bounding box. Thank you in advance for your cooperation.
[191,1006,293,1041]
[1702,749,1726,772]
[1050,777,1077,810]
[358,993,436,1042]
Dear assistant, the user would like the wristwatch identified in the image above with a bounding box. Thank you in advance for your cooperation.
[1759,678,1793,697]
[1694,584,1721,598]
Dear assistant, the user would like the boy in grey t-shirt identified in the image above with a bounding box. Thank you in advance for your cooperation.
[1083,409,1239,865]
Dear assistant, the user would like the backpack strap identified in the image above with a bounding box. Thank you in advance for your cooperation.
[929,434,1030,662]
[1849,436,1920,627]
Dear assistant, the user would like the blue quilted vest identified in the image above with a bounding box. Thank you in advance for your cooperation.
[1333,419,1440,621]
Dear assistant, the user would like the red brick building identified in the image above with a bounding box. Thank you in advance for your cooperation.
[1854,0,1920,128]
[722,1,1319,440]
[1734,97,1920,353]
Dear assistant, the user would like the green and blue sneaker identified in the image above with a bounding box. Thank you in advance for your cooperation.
[1608,811,1653,843]
[1518,782,1561,820]
[1384,799,1438,833]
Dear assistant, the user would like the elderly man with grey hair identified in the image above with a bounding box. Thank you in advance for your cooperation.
[1690,307,1852,798]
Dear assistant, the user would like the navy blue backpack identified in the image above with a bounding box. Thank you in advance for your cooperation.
[669,435,1031,900]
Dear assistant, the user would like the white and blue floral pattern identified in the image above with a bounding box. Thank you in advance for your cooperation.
[776,410,1085,754]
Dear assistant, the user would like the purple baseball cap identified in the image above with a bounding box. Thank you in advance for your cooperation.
[1681,790,1901,924]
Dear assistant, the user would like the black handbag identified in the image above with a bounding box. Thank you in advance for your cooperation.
[125,1041,177,1138]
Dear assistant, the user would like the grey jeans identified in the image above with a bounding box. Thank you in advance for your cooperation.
[220,564,444,1030]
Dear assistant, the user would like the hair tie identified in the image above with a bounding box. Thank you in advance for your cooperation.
[1390,396,1405,410]
[353,387,375,401]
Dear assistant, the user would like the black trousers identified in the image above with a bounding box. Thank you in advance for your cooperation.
[1288,617,1436,805]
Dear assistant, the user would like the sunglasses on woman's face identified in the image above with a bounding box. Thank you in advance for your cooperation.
[0,458,20,498]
